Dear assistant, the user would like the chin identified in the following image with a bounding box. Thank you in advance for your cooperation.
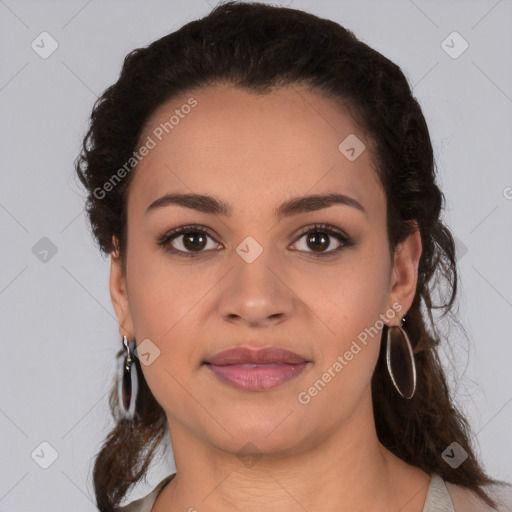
[209,418,313,457]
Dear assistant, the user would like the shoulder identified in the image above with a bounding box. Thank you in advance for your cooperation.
[118,474,176,512]
[444,479,512,512]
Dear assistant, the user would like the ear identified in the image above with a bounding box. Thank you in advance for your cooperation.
[387,222,422,320]
[109,237,135,339]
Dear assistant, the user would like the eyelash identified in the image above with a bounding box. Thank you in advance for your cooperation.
[156,223,354,259]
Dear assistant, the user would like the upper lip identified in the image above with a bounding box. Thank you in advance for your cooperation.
[204,346,309,365]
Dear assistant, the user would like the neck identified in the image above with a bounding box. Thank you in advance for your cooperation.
[153,391,430,512]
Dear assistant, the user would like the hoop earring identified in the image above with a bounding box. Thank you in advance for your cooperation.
[118,335,138,419]
[385,319,416,399]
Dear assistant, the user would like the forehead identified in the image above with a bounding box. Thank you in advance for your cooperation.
[128,84,383,219]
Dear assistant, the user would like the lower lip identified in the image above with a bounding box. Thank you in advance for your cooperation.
[205,362,309,391]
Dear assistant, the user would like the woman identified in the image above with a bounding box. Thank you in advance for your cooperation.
[74,2,511,511]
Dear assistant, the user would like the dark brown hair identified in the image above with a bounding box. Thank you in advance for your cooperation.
[74,2,506,510]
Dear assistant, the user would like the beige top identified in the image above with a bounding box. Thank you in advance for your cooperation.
[119,473,512,512]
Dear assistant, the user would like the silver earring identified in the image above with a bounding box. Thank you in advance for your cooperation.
[385,319,416,399]
[118,335,138,419]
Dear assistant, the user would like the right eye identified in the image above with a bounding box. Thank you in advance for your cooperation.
[156,224,222,258]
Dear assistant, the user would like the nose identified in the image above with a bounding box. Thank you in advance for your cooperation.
[218,245,295,328]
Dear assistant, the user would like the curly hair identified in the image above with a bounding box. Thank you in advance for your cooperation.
[74,1,505,510]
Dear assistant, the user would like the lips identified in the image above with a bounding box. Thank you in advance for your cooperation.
[204,346,308,365]
[203,346,311,391]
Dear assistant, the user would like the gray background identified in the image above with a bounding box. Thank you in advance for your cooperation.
[1,0,511,510]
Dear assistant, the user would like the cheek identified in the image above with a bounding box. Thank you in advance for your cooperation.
[126,259,207,416]
[293,291,386,422]
[297,247,391,345]
[126,267,206,381]
[125,230,205,338]
[293,245,391,394]
[125,242,221,387]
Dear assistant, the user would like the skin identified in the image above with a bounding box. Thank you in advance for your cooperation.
[110,83,429,511]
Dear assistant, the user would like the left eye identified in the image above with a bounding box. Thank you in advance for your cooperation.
[290,224,352,257]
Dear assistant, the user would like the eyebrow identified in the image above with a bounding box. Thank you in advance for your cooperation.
[145,192,366,221]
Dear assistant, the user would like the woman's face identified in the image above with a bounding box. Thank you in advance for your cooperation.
[110,83,421,456]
